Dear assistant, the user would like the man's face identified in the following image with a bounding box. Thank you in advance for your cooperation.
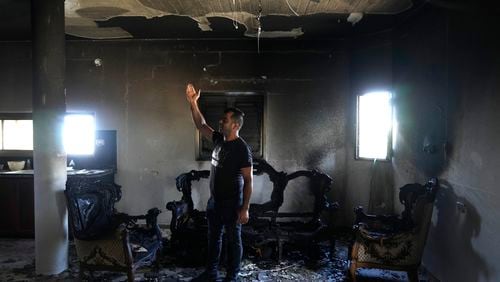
[219,112,236,136]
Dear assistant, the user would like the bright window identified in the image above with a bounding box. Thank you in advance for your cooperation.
[356,91,393,160]
[63,114,96,155]
[1,120,33,150]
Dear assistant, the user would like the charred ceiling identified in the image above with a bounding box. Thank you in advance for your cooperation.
[0,0,435,41]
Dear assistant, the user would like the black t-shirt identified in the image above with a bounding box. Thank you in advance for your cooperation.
[209,131,252,207]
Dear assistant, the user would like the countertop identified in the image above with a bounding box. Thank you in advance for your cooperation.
[0,168,113,178]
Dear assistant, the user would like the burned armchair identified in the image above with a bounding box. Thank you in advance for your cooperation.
[349,178,439,282]
[65,176,163,281]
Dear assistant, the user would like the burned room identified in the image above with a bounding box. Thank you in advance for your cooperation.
[0,0,499,281]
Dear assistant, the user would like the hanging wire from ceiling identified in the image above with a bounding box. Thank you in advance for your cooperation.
[257,0,262,53]
[232,0,238,29]
[285,0,300,16]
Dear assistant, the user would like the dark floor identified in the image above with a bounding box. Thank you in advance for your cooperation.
[0,230,431,281]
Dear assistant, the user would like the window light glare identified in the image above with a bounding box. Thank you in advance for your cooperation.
[63,114,95,155]
[3,120,33,150]
[358,91,392,159]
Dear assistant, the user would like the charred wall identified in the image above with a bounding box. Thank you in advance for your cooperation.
[0,39,350,226]
[390,6,499,282]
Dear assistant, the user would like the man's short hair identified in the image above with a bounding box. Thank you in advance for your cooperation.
[225,107,245,128]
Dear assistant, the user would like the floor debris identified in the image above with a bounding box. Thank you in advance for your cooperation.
[0,229,431,281]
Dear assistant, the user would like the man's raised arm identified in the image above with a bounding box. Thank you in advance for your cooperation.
[186,83,214,140]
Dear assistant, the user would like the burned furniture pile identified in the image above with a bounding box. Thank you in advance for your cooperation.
[165,158,338,263]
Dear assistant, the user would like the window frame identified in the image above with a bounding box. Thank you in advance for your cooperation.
[355,91,393,161]
[196,91,265,161]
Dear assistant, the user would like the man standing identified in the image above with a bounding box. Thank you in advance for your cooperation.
[186,83,253,282]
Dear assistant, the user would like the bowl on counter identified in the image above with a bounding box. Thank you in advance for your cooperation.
[7,161,25,171]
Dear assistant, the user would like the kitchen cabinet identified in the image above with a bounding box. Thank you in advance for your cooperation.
[0,177,34,237]
[0,169,114,238]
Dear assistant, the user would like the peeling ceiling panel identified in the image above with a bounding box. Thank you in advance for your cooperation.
[75,6,130,20]
[66,25,133,39]
[63,0,413,39]
[138,0,412,15]
[65,16,133,39]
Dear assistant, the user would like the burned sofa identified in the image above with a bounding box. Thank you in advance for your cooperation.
[165,158,338,263]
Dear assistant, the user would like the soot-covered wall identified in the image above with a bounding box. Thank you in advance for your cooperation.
[389,7,499,282]
[0,40,351,226]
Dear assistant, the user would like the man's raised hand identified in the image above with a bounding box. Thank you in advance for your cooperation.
[186,83,200,103]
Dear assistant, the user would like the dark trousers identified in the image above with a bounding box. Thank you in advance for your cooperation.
[206,201,242,279]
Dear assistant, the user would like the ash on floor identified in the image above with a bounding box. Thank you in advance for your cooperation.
[0,230,432,281]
